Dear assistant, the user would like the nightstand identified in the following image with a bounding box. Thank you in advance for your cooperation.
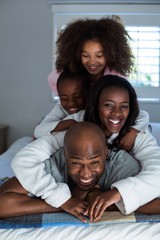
[0,124,8,154]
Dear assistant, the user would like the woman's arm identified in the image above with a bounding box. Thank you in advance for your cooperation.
[112,131,160,215]
[137,198,160,214]
[11,132,71,208]
[132,109,149,132]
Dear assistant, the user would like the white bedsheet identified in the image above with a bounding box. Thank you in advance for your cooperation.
[1,222,160,240]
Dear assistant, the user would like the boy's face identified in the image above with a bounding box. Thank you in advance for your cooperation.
[64,135,107,191]
[98,86,130,137]
[58,78,86,114]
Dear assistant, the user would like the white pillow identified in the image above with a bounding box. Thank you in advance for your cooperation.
[0,136,32,178]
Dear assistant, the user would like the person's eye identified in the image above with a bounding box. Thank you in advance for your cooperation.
[71,161,81,166]
[121,104,129,109]
[74,94,81,98]
[90,161,99,166]
[104,103,113,109]
[60,97,67,101]
[96,55,103,58]
[81,53,89,58]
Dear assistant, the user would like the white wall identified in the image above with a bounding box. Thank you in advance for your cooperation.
[0,1,160,147]
[0,0,54,146]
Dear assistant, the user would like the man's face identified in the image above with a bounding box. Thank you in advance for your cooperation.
[64,137,107,191]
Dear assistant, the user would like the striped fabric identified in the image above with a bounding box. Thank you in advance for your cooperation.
[1,211,160,229]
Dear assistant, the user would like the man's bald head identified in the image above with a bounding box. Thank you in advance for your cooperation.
[64,122,106,150]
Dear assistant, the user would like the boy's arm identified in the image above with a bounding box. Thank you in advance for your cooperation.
[52,119,77,132]
[34,101,67,138]
[11,132,71,208]
[51,110,85,134]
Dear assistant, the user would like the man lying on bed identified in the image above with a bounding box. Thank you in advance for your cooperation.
[0,122,159,222]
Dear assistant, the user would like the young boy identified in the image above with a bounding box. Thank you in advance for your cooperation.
[34,69,90,138]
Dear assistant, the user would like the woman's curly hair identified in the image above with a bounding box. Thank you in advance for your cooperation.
[55,16,135,76]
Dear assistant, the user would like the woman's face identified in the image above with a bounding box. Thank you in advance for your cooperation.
[81,40,107,82]
[98,86,130,137]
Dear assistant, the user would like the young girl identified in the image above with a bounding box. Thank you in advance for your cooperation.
[51,16,134,88]
[46,16,149,151]
[34,69,90,138]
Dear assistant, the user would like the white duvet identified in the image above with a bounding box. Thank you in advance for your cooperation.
[1,222,160,240]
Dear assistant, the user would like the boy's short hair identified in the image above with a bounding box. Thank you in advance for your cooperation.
[57,69,90,93]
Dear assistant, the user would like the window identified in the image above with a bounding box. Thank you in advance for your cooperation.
[51,4,160,102]
[127,26,160,87]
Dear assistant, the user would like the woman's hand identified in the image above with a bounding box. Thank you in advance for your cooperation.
[119,128,139,151]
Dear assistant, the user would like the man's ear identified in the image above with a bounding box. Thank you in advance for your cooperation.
[63,147,66,158]
[63,147,68,162]
[105,147,108,159]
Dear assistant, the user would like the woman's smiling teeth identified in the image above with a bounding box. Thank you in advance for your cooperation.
[109,119,120,125]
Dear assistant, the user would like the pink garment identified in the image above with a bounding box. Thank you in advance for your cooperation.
[48,70,61,95]
[47,67,127,94]
[104,67,127,79]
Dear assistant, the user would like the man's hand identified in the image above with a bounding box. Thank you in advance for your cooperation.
[86,188,121,222]
[61,197,88,223]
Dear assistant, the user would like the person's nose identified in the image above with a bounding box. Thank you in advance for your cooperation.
[67,97,75,108]
[89,55,96,63]
[80,165,92,178]
[112,106,122,115]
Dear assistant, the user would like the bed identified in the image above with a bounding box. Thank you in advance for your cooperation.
[0,122,160,240]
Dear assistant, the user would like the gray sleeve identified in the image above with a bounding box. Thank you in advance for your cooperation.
[104,149,141,190]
